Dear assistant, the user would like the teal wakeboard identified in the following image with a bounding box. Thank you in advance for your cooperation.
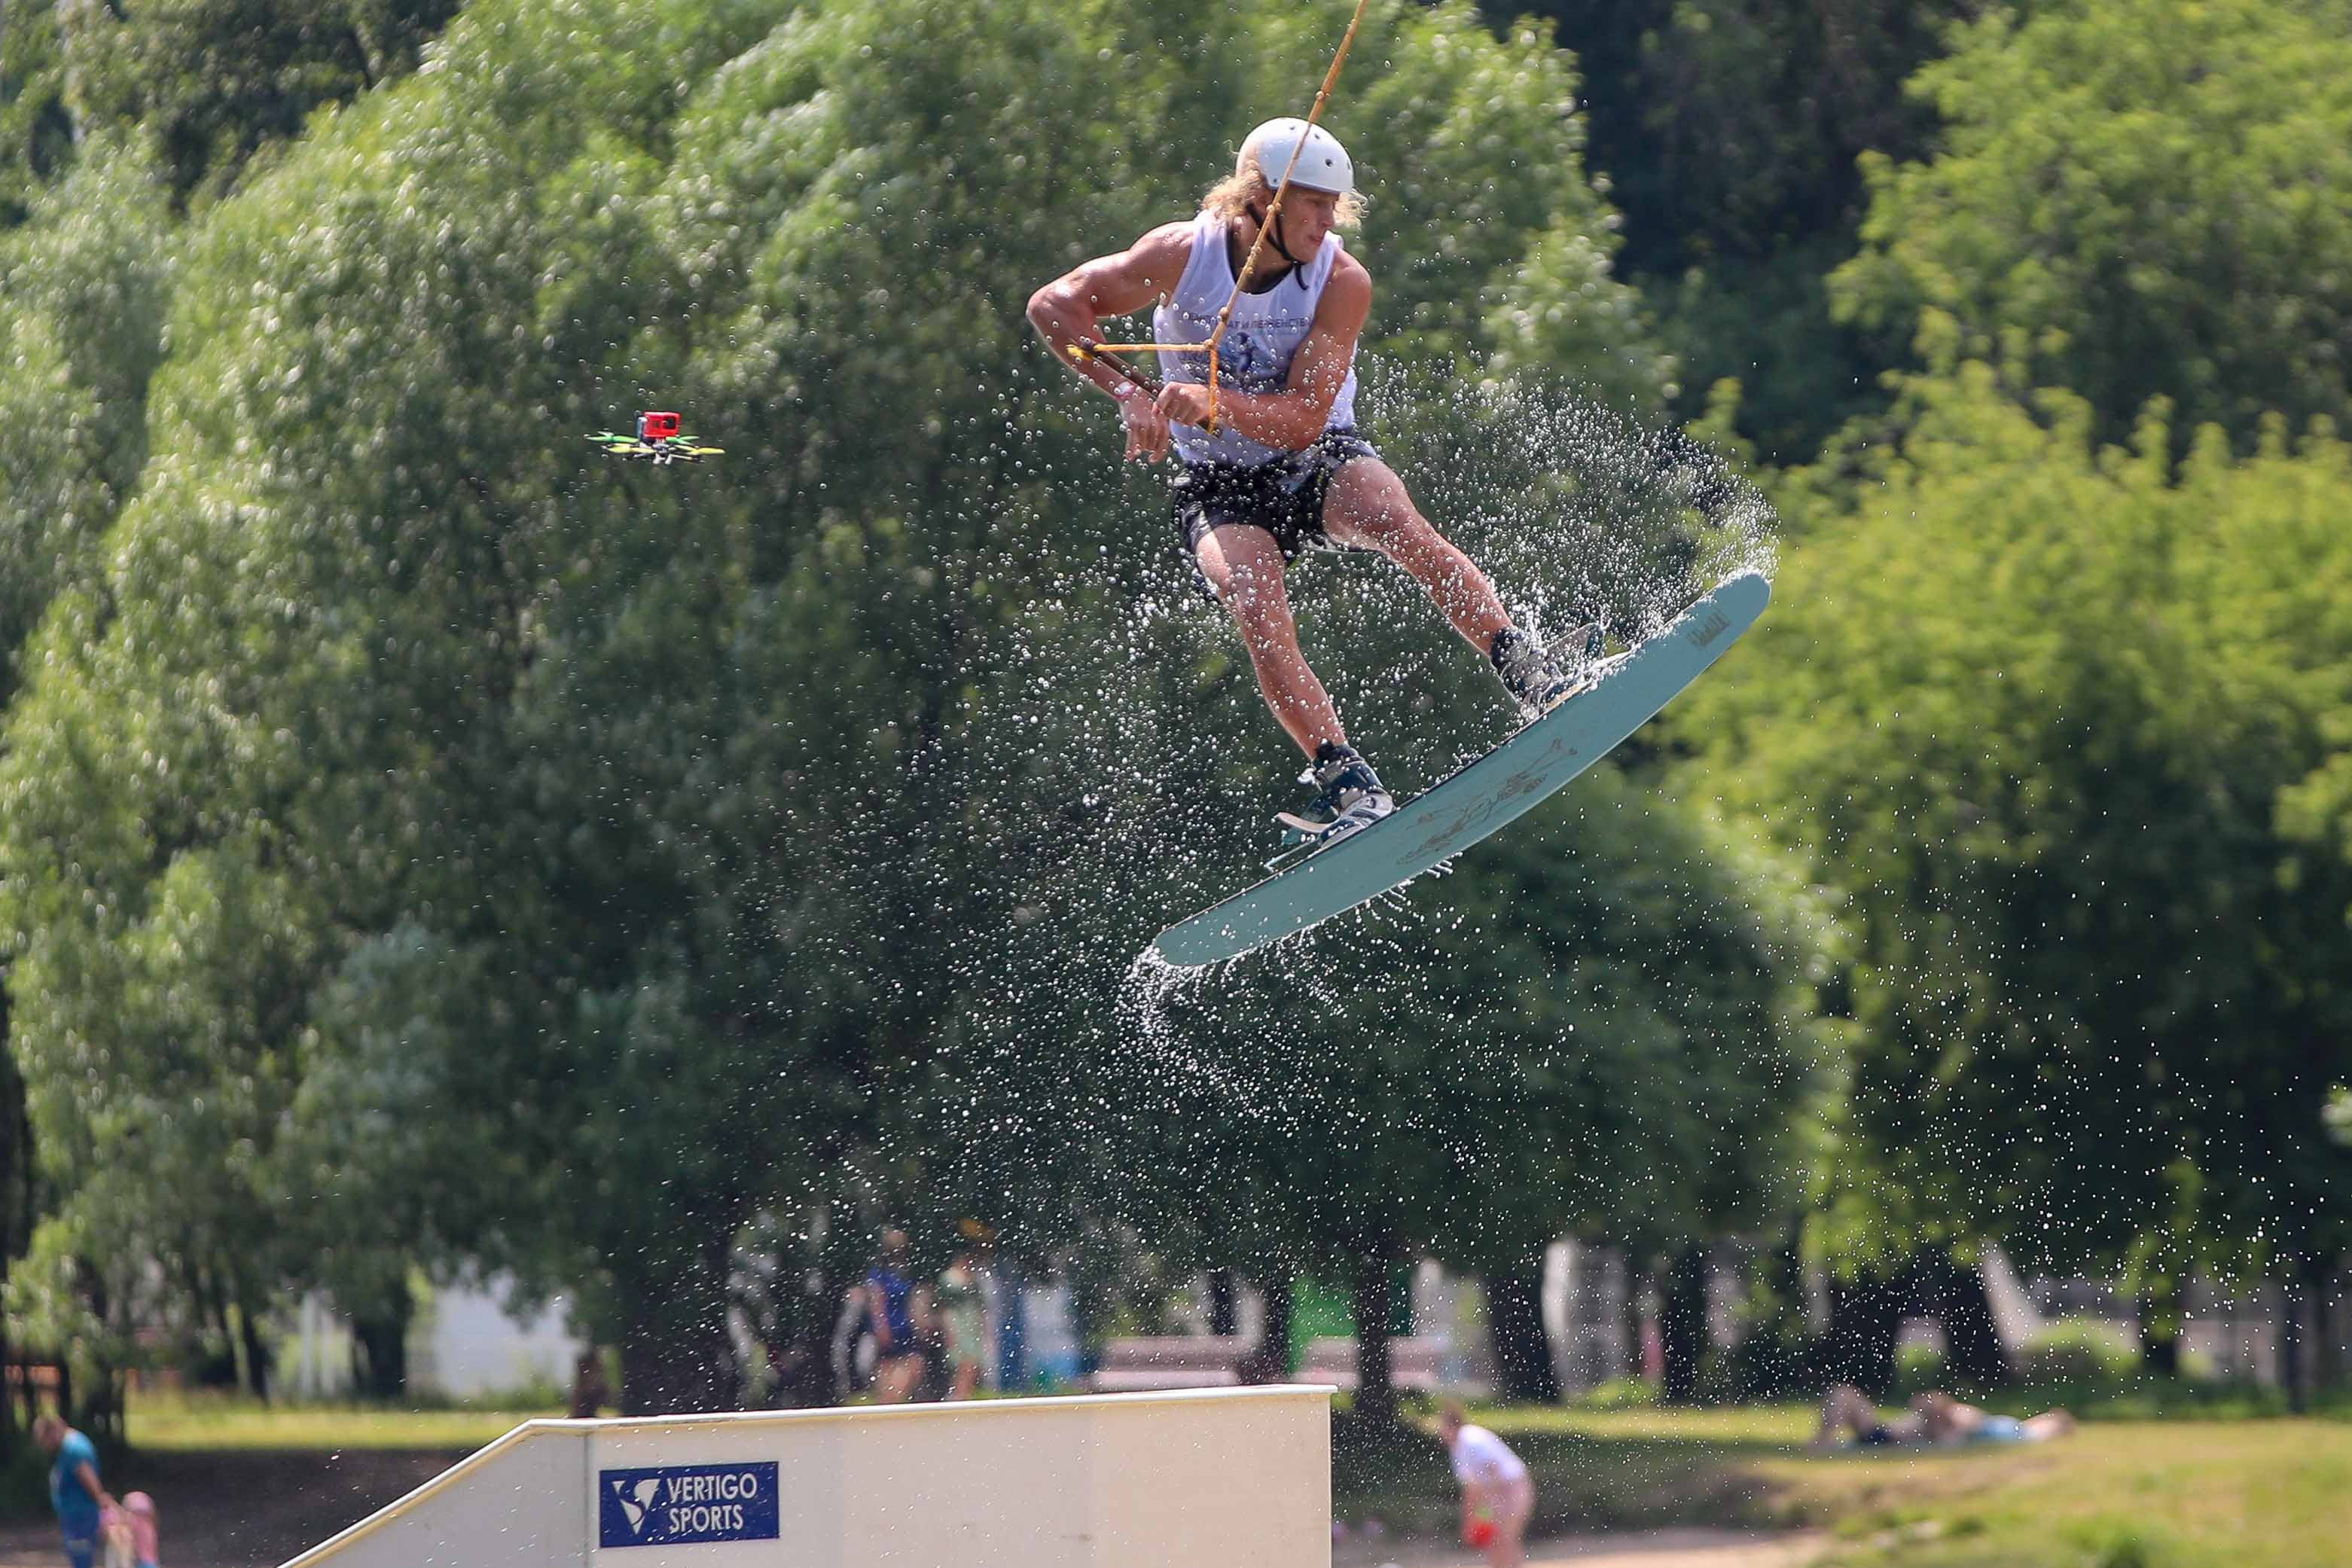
[1149,570,1770,968]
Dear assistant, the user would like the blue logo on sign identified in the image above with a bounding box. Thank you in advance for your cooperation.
[598,1461,779,1548]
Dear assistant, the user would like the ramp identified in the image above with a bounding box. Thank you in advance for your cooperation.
[282,1384,1333,1567]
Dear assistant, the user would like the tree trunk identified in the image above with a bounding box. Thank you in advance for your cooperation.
[618,1226,741,1415]
[1623,1258,1647,1380]
[84,1363,124,1448]
[1352,1245,1399,1431]
[1825,1269,1902,1397]
[1208,1268,1239,1338]
[788,1262,862,1410]
[1660,1246,1708,1405]
[2302,1254,2339,1395]
[350,1274,413,1400]
[2278,1266,2306,1414]
[765,1274,843,1411]
[806,1200,868,1407]
[236,1292,273,1405]
[621,1301,735,1414]
[1939,1252,2011,1390]
[2137,1272,2182,1378]
[1485,1252,1560,1403]
[1241,1271,1292,1383]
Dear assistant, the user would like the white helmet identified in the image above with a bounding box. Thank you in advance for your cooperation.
[1238,117,1355,197]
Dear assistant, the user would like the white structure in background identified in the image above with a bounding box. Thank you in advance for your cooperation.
[410,1280,584,1399]
[1542,1240,1631,1393]
[285,1294,359,1400]
[1978,1246,2044,1347]
[1410,1259,1496,1388]
[1022,1277,1084,1386]
[282,1277,584,1402]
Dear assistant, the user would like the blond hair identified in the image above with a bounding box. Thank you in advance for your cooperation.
[1200,159,1366,229]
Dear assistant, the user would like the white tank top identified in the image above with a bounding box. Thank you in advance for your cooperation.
[1449,1424,1530,1486]
[1153,210,1359,468]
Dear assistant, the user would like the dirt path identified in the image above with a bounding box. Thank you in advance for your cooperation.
[1,1449,1828,1568]
[1338,1528,1827,1568]
[0,1448,454,1567]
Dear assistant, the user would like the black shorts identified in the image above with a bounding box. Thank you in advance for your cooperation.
[1172,429,1379,566]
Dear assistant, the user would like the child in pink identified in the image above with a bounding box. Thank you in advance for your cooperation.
[122,1493,160,1568]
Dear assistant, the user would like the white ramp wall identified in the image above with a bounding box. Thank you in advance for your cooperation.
[282,1385,1333,1568]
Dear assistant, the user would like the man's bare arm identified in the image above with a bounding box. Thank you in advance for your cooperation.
[1026,224,1193,400]
[75,1460,115,1514]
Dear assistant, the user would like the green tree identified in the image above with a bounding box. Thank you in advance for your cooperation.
[0,136,173,675]
[449,0,1675,1406]
[0,133,175,1420]
[0,0,773,1403]
[0,3,75,226]
[55,0,463,204]
[1489,0,1973,459]
[1500,0,1971,273]
[1679,366,2352,1313]
[2,0,1686,1418]
[1832,0,2352,453]
[1337,9,1670,404]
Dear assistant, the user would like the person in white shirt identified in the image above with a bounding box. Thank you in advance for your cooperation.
[1437,1402,1534,1567]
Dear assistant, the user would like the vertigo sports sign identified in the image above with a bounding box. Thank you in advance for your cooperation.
[598,1460,781,1548]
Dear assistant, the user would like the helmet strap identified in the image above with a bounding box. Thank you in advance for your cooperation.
[1244,203,1312,288]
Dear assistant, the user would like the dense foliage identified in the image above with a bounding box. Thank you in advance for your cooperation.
[1832,0,2352,453]
[1490,0,1973,460]
[1683,373,2352,1292]
[0,0,1778,1415]
[0,0,2345,1426]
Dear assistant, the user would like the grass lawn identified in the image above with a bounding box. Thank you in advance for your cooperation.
[114,1393,2352,1567]
[126,1397,556,1453]
[1335,1401,2352,1568]
[1777,1420,2352,1567]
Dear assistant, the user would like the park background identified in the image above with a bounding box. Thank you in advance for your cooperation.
[0,0,2348,1563]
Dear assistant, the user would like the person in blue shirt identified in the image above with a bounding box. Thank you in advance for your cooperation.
[864,1228,929,1404]
[35,1414,119,1568]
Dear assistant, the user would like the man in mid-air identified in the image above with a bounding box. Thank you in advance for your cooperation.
[1027,117,1597,848]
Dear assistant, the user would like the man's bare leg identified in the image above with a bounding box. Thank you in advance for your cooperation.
[1323,456,1596,715]
[1492,1476,1533,1568]
[1194,522,1346,760]
[1320,458,1514,649]
[874,1353,921,1405]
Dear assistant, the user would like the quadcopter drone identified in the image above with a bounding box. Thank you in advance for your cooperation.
[585,411,723,465]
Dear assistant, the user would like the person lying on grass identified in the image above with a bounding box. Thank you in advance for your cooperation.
[1812,1383,2076,1450]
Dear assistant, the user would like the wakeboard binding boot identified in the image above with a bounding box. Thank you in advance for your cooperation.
[1490,619,1604,721]
[1274,740,1396,853]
